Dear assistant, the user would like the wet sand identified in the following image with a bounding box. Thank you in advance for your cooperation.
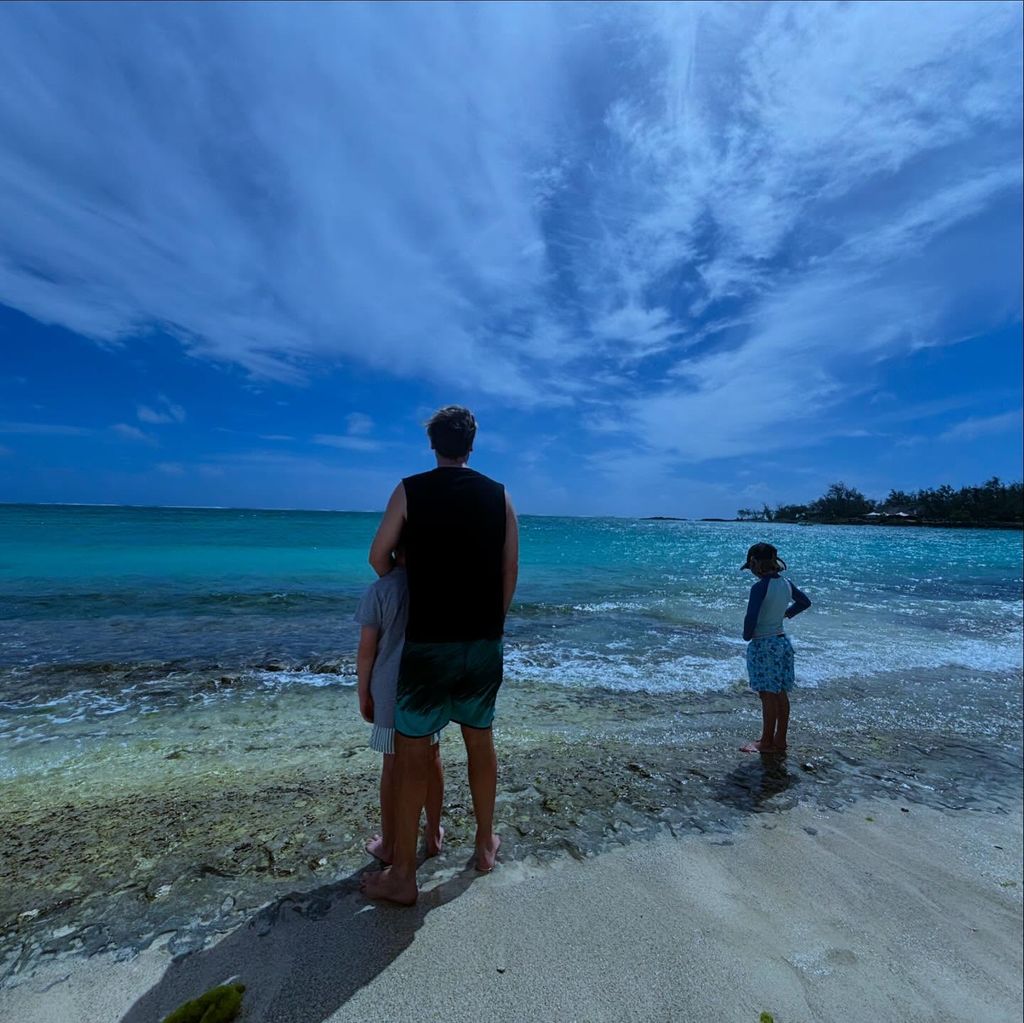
[3,798,1021,1023]
[2,672,1021,981]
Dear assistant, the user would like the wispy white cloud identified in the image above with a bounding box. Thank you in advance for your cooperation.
[137,395,185,424]
[345,413,373,437]
[112,423,156,444]
[0,420,92,436]
[940,410,1023,442]
[872,393,1014,425]
[0,1,1019,472]
[311,409,383,452]
[0,3,575,401]
[312,434,381,453]
[586,2,1023,460]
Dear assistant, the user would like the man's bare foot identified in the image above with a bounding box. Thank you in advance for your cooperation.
[365,835,394,863]
[360,866,418,906]
[424,824,445,858]
[475,834,501,873]
[740,740,785,753]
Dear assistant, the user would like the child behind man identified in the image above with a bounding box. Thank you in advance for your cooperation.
[355,548,444,861]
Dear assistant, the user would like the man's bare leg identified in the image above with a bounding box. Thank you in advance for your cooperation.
[361,733,430,905]
[365,753,396,862]
[461,724,500,871]
[774,691,790,751]
[424,742,445,857]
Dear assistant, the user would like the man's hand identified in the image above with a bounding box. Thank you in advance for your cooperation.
[358,688,374,724]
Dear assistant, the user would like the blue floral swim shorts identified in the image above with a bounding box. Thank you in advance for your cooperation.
[746,634,795,693]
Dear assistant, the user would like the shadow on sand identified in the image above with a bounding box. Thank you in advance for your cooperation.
[120,859,481,1023]
[714,755,798,813]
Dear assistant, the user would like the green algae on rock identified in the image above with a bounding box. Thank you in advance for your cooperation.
[161,982,244,1023]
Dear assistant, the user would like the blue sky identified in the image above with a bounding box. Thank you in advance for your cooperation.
[0,1,1021,517]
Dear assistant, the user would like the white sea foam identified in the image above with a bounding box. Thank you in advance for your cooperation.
[504,644,747,694]
[505,623,1022,694]
[570,600,650,613]
[247,669,355,689]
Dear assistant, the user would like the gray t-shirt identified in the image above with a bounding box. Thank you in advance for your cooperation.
[354,567,408,729]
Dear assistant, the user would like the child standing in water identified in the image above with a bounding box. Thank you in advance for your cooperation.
[355,548,444,861]
[740,542,811,754]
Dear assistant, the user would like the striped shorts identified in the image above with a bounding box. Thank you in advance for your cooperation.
[369,724,442,755]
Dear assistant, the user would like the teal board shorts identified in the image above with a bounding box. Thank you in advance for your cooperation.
[395,639,503,738]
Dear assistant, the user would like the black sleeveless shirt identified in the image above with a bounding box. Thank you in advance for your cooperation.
[402,467,506,642]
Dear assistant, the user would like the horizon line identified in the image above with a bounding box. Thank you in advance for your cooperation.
[0,500,725,522]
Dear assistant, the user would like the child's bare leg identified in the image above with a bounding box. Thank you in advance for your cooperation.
[774,691,790,750]
[741,692,778,752]
[423,741,445,857]
[760,693,776,746]
[366,753,396,862]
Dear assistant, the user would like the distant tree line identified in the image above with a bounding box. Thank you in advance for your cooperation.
[737,478,1023,527]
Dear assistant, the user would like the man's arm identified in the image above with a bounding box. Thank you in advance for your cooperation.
[369,483,407,577]
[502,491,519,619]
[356,625,379,723]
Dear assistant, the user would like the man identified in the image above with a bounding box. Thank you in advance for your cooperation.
[362,405,518,905]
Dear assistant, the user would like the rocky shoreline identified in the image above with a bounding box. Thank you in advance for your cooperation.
[3,673,1020,987]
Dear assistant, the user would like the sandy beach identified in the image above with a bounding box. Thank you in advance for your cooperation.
[3,796,1020,1023]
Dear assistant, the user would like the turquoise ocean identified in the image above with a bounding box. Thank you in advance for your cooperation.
[2,503,1022,748]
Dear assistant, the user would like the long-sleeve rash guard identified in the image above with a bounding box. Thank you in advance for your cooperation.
[743,574,811,641]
